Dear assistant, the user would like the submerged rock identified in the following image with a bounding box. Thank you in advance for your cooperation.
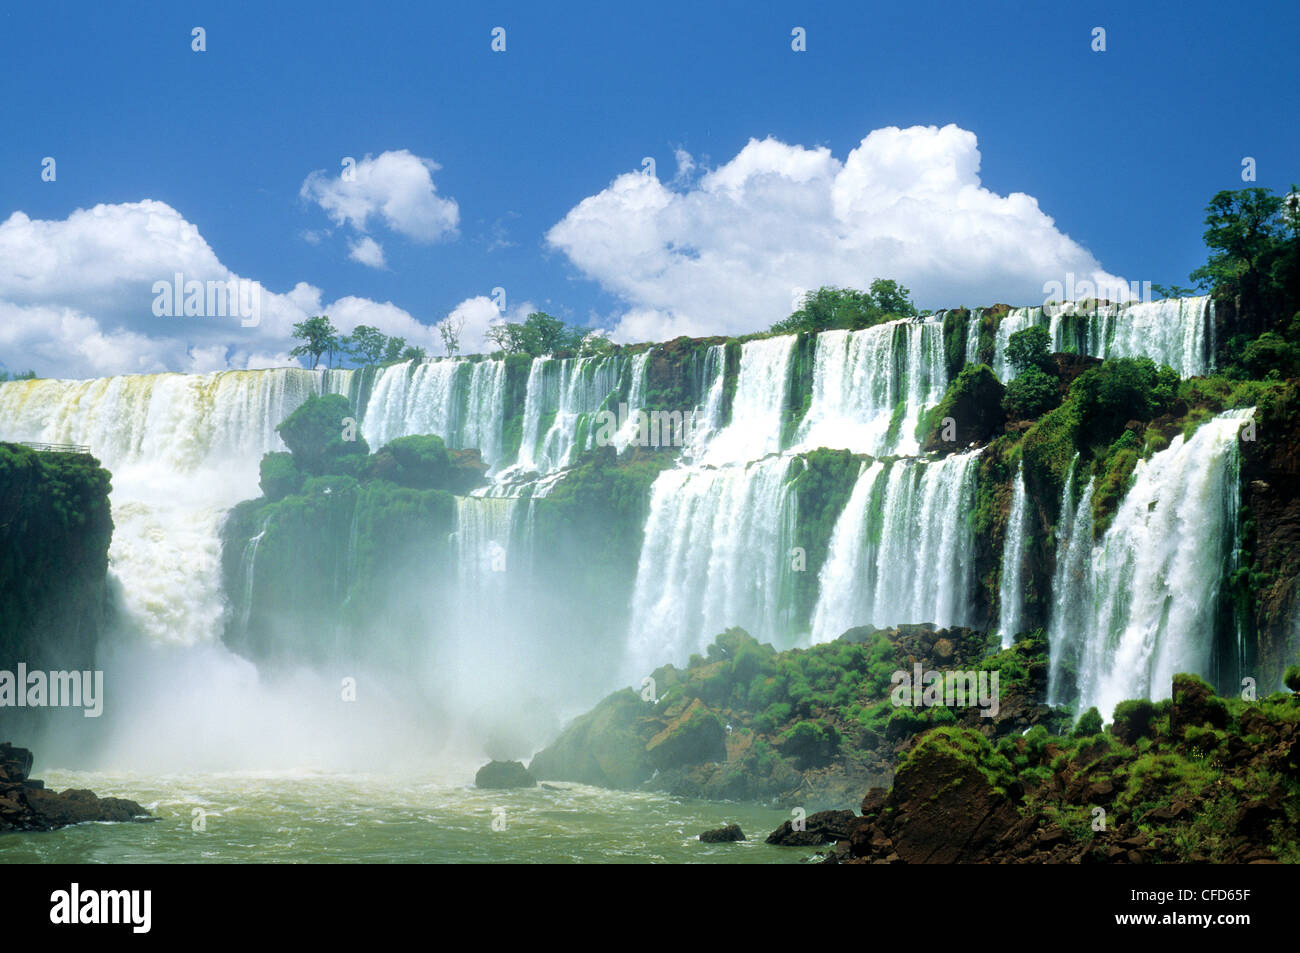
[0,742,151,833]
[474,760,538,789]
[699,824,745,843]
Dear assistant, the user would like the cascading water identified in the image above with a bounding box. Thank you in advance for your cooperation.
[997,463,1031,648]
[964,308,983,365]
[0,368,346,644]
[1048,410,1252,719]
[623,455,798,680]
[793,317,947,456]
[699,336,794,465]
[507,354,623,477]
[992,296,1214,380]
[809,450,981,643]
[362,359,508,469]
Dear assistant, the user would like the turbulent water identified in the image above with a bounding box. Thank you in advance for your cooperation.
[793,318,946,457]
[0,295,1258,858]
[0,770,808,864]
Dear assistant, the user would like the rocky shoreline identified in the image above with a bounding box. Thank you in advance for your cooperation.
[0,742,152,834]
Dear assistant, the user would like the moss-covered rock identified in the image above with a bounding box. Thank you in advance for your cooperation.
[528,689,656,789]
[919,364,1005,452]
[646,698,726,770]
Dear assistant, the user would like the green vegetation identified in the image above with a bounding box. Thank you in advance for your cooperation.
[289,315,427,369]
[918,363,1005,450]
[0,369,37,382]
[0,443,113,681]
[275,394,370,477]
[485,311,589,357]
[768,280,918,335]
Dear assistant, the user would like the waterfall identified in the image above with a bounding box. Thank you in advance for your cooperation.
[505,354,623,478]
[794,317,947,456]
[611,350,651,453]
[997,463,1031,648]
[809,450,981,643]
[699,336,795,465]
[0,368,349,645]
[682,345,728,458]
[1046,458,1089,706]
[1048,410,1251,719]
[624,455,798,679]
[964,308,983,366]
[237,517,271,632]
[991,296,1214,380]
[361,359,508,469]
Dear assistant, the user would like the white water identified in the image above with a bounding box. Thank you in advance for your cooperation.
[699,336,794,465]
[809,450,981,643]
[0,369,346,644]
[997,463,1031,648]
[624,455,798,680]
[793,317,947,456]
[506,354,623,478]
[964,308,983,366]
[992,296,1214,380]
[1048,411,1251,719]
[362,359,509,470]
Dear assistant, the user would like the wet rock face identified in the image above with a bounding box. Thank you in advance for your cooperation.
[474,760,538,789]
[0,742,152,833]
[1240,382,1300,687]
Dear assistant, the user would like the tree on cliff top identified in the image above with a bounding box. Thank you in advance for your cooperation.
[289,315,341,369]
[769,280,918,335]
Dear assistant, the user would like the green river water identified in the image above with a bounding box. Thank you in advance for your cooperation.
[0,770,818,864]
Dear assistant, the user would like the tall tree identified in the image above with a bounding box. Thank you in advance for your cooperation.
[382,336,407,363]
[289,315,340,370]
[344,325,388,365]
[437,314,465,357]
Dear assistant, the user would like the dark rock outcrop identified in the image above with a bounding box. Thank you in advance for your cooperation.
[699,824,745,843]
[0,742,151,833]
[0,444,114,735]
[765,809,855,846]
[474,759,537,789]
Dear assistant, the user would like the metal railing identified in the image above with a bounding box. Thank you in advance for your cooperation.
[14,441,92,454]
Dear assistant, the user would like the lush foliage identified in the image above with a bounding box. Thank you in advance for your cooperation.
[768,280,918,335]
[275,394,370,476]
[485,311,588,357]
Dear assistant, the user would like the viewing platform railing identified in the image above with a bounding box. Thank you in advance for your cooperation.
[14,441,93,454]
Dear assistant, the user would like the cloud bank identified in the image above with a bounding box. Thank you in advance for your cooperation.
[547,124,1128,342]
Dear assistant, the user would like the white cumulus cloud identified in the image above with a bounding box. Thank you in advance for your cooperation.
[547,124,1129,342]
[300,150,459,242]
[0,200,439,379]
[348,236,387,269]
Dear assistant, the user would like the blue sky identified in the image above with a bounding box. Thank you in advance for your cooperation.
[1,0,1296,377]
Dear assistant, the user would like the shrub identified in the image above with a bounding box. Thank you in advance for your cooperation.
[1072,706,1103,737]
[1111,698,1158,744]
[1003,366,1060,420]
[259,452,302,502]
